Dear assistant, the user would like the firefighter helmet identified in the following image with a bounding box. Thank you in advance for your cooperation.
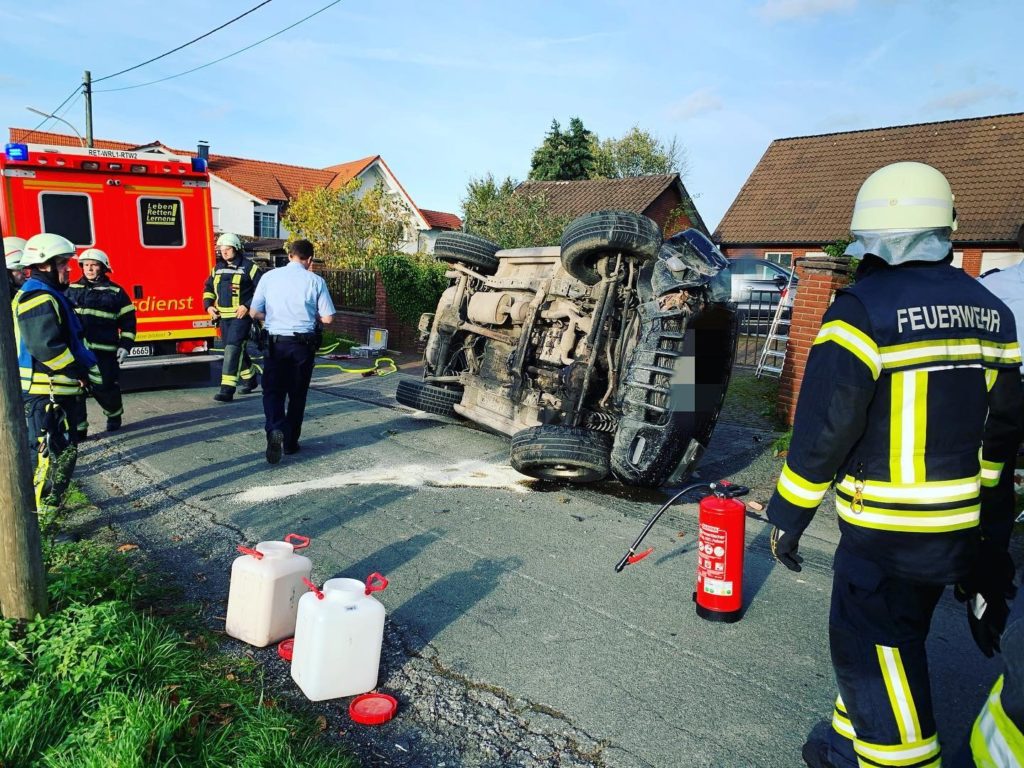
[850,162,958,233]
[21,233,76,267]
[216,233,244,252]
[4,236,26,269]
[77,248,112,271]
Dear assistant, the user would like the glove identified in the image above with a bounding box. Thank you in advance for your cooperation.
[770,526,803,572]
[116,348,128,364]
[954,540,1017,657]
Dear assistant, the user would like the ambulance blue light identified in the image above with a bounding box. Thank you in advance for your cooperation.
[5,143,28,161]
[191,157,207,172]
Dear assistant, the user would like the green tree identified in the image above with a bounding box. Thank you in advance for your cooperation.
[281,179,411,268]
[461,173,568,249]
[528,117,596,181]
[591,125,688,179]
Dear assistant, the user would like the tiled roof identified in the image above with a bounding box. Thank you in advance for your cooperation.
[324,155,378,189]
[516,175,679,219]
[10,127,163,153]
[204,154,335,202]
[714,112,1024,245]
[419,209,462,230]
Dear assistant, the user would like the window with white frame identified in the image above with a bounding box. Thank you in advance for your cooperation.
[765,251,792,268]
[254,210,277,238]
[212,207,222,232]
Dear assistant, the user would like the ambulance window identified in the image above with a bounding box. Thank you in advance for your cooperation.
[39,192,94,246]
[138,197,185,248]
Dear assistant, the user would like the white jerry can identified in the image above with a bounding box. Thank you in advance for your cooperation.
[224,533,312,647]
[291,573,389,701]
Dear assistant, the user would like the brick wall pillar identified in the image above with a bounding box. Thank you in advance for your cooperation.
[960,247,983,278]
[373,271,420,352]
[777,256,854,426]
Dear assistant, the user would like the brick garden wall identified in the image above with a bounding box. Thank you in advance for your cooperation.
[324,271,419,353]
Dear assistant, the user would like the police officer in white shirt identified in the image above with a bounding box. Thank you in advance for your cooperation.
[249,239,336,464]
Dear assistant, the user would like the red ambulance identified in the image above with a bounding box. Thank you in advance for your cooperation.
[1,141,218,380]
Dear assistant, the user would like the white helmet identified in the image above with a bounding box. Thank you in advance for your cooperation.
[4,236,26,270]
[216,232,244,251]
[77,248,112,271]
[21,233,76,267]
[850,161,957,232]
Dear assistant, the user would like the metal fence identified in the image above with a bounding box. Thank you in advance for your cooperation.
[734,289,785,367]
[319,268,376,313]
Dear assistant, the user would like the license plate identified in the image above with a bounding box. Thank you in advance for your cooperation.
[128,346,152,357]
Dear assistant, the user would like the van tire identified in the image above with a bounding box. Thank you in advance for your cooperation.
[560,210,662,285]
[396,378,463,417]
[510,425,610,483]
[434,232,500,274]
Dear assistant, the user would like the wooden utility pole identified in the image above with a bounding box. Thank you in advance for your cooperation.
[0,271,47,619]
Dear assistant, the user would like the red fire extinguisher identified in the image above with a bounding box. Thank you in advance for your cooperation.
[615,481,749,623]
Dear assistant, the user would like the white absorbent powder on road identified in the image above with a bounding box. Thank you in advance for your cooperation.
[235,460,534,503]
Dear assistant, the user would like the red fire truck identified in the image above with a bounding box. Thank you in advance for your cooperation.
[1,140,218,380]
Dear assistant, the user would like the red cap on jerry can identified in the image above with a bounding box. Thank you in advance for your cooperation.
[277,638,294,662]
[349,692,398,725]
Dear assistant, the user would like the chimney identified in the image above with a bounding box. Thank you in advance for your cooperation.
[197,141,210,161]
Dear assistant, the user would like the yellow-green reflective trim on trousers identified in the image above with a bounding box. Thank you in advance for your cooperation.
[877,645,922,745]
[814,320,882,379]
[776,461,830,508]
[972,675,1024,767]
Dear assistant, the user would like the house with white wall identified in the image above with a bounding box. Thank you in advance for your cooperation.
[8,128,462,253]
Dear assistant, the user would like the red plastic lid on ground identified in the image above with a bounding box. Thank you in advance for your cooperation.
[349,692,398,725]
[277,638,294,662]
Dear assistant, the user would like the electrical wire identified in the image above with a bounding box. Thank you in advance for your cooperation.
[95,0,344,94]
[93,0,274,84]
[17,85,83,143]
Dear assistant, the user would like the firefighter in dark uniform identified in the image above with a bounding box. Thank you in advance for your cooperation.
[16,234,101,485]
[203,232,260,402]
[66,248,136,433]
[6,236,27,300]
[766,162,1023,768]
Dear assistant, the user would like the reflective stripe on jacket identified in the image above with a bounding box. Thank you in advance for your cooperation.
[16,277,100,396]
[767,261,1022,583]
[66,276,136,353]
[203,257,260,313]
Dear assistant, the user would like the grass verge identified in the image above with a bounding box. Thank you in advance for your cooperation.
[1,484,358,768]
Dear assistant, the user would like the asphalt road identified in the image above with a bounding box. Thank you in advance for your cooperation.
[72,363,1002,768]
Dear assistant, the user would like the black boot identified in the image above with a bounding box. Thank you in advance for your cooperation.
[801,738,835,768]
[239,375,258,394]
[214,386,235,403]
[106,416,122,431]
[266,429,284,464]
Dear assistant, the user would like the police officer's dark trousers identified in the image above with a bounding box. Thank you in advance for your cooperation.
[219,316,255,390]
[827,546,944,768]
[262,335,316,450]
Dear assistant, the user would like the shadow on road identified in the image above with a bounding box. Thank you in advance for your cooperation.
[392,556,524,655]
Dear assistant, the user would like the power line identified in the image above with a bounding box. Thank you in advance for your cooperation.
[96,0,344,94]
[93,0,274,84]
[16,85,83,144]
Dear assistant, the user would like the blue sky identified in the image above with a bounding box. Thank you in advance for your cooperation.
[2,0,1021,230]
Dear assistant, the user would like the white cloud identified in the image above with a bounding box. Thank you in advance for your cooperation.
[667,88,723,121]
[756,0,857,21]
[923,86,1017,112]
